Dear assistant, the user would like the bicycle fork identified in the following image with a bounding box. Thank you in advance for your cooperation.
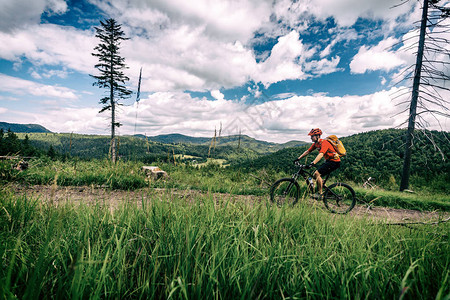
[283,181,294,196]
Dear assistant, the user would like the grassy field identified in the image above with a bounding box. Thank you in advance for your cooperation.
[0,185,449,299]
[2,158,449,212]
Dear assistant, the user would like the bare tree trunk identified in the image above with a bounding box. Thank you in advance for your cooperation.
[238,129,241,150]
[110,67,116,164]
[111,111,116,163]
[400,0,428,191]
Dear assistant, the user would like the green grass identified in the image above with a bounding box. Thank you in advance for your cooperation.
[0,187,448,299]
[355,187,450,212]
[1,158,449,212]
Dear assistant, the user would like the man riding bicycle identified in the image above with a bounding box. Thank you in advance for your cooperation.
[295,128,340,196]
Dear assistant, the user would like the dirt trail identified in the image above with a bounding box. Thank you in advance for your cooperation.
[10,185,449,223]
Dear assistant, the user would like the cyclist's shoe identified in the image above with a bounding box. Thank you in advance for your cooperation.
[310,193,323,200]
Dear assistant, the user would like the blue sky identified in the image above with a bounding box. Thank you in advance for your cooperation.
[0,0,448,142]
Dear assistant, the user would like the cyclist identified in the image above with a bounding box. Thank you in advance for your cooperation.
[294,128,340,197]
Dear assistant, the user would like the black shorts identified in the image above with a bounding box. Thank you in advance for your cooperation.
[317,160,340,176]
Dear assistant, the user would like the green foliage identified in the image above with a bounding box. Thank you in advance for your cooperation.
[355,187,450,211]
[0,160,21,184]
[338,129,449,186]
[4,128,449,211]
[16,132,262,163]
[235,129,450,193]
[0,130,41,157]
[19,159,147,189]
[91,18,132,114]
[0,188,448,298]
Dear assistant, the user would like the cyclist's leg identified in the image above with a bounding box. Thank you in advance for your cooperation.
[316,161,340,194]
[313,170,323,194]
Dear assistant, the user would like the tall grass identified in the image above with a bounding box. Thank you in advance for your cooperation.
[0,187,448,299]
[17,158,146,189]
[355,186,450,211]
[1,158,449,211]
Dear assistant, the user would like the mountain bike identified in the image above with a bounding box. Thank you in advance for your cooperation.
[269,162,356,214]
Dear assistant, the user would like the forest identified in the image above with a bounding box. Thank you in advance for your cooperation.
[1,128,449,193]
[237,129,450,193]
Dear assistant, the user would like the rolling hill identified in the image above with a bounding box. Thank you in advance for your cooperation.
[0,122,52,133]
[16,131,298,162]
[136,133,307,153]
[5,125,449,192]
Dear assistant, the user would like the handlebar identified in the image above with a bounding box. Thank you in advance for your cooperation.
[294,161,315,172]
[294,161,304,167]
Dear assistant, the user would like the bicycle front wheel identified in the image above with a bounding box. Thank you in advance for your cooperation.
[323,183,356,214]
[269,178,300,206]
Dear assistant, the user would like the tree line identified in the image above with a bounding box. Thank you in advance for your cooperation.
[233,129,449,193]
[0,129,41,157]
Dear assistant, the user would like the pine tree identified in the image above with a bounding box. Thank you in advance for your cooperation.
[91,18,132,163]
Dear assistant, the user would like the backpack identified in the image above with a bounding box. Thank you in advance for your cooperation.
[326,135,346,157]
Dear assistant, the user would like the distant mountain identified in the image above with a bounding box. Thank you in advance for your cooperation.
[136,133,211,145]
[0,122,51,133]
[135,133,307,153]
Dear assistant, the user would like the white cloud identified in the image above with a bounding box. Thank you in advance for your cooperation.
[253,31,313,87]
[0,95,19,101]
[320,44,333,58]
[0,0,68,32]
[91,0,273,42]
[307,0,415,27]
[125,28,333,92]
[0,73,78,100]
[0,0,416,96]
[320,28,360,58]
[30,69,42,79]
[0,24,97,73]
[211,90,224,101]
[124,28,257,91]
[304,56,342,75]
[350,37,407,74]
[2,0,449,140]
[4,87,448,142]
[44,107,106,133]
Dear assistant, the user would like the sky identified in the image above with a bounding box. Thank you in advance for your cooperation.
[0,0,449,143]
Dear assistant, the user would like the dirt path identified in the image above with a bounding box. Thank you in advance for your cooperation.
[10,184,449,223]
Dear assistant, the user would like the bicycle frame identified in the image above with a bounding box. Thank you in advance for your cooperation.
[270,162,356,213]
[292,163,331,189]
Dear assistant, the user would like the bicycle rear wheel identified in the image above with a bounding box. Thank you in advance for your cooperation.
[269,178,300,206]
[322,183,356,214]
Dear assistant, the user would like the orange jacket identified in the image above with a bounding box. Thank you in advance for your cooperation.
[307,139,340,162]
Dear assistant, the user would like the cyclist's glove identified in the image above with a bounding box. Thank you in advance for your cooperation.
[305,162,315,169]
[293,158,300,164]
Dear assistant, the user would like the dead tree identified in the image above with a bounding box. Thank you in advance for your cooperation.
[398,0,450,191]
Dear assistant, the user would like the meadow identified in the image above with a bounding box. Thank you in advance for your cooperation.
[1,184,449,299]
[1,143,449,299]
[3,157,449,212]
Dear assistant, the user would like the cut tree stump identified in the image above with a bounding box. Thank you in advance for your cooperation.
[142,166,168,181]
